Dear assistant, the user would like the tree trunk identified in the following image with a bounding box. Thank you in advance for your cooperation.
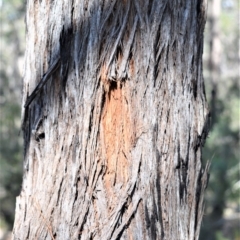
[13,1,210,239]
[208,0,221,126]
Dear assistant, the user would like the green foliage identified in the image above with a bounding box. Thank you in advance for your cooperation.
[200,0,239,239]
[0,0,25,230]
[0,98,23,229]
[215,231,230,240]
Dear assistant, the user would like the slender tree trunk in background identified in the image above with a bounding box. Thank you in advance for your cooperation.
[13,1,210,239]
[208,0,221,126]
[206,0,226,236]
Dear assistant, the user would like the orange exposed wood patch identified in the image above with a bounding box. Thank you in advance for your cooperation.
[101,81,133,206]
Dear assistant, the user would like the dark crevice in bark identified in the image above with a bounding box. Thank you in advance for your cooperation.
[36,132,45,141]
[186,129,191,164]
[194,167,203,232]
[180,158,188,202]
[77,203,90,238]
[153,23,162,87]
[60,26,73,94]
[144,202,157,240]
[166,109,170,123]
[23,203,27,221]
[74,186,79,202]
[147,0,153,17]
[150,210,157,240]
[56,178,63,206]
[50,208,55,218]
[144,205,151,229]
[107,80,118,99]
[88,105,95,137]
[192,78,198,100]
[176,140,181,169]
[152,188,159,237]
[26,222,30,239]
[194,134,201,152]
[200,112,211,147]
[99,88,106,125]
[177,139,188,202]
[165,45,170,70]
[71,2,75,29]
[23,108,34,158]
[156,165,165,239]
[194,113,210,151]
[116,45,122,60]
[113,200,142,240]
[74,219,79,227]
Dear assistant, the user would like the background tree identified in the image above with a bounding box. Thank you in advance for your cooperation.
[200,0,240,239]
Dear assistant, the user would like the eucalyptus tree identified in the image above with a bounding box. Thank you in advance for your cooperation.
[13,1,210,239]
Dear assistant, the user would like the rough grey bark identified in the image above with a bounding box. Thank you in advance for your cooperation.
[13,1,210,239]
